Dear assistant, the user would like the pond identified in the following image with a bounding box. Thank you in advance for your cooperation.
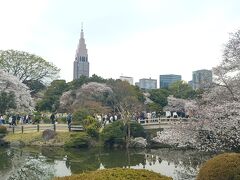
[0,147,215,180]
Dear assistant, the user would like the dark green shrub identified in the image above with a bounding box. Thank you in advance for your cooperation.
[101,121,125,145]
[54,168,172,180]
[197,153,240,180]
[64,132,90,148]
[85,124,99,138]
[33,111,41,124]
[0,126,7,134]
[82,116,101,138]
[73,108,90,123]
[129,121,146,138]
[57,116,67,124]
[101,120,146,146]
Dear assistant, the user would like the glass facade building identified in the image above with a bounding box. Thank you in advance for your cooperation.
[139,78,157,90]
[192,69,212,90]
[159,74,182,88]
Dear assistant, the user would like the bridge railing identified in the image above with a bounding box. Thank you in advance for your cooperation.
[138,117,193,125]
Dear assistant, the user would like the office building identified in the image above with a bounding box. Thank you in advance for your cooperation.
[192,69,212,90]
[138,78,157,90]
[73,26,89,79]
[135,82,140,87]
[159,74,181,88]
[119,76,134,85]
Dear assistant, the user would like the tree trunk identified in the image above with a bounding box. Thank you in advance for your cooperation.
[127,147,130,168]
[126,118,131,149]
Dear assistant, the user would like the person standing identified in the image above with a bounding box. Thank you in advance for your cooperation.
[50,113,55,124]
[0,115,3,125]
[8,116,12,126]
[66,113,72,128]
[12,115,17,126]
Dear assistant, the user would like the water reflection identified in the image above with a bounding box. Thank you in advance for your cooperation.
[0,147,214,180]
[132,149,212,180]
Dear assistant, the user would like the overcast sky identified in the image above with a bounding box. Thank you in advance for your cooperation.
[0,0,239,86]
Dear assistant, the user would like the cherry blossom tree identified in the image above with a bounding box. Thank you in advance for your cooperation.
[154,30,240,152]
[59,82,113,113]
[195,30,240,151]
[0,69,34,114]
[163,96,198,117]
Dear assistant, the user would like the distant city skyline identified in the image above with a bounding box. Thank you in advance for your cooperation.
[0,0,240,84]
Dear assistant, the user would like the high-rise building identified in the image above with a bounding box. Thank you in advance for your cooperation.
[138,78,157,90]
[135,82,140,87]
[119,76,134,85]
[192,69,212,90]
[188,80,193,87]
[73,26,89,80]
[159,74,181,88]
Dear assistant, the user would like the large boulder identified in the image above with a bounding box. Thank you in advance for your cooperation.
[129,137,147,148]
[42,129,56,141]
[0,139,9,147]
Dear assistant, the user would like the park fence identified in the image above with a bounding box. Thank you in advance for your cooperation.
[6,124,84,134]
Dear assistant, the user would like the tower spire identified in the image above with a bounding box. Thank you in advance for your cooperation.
[73,23,89,80]
[81,22,84,38]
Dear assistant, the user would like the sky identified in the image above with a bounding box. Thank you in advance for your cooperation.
[0,0,240,87]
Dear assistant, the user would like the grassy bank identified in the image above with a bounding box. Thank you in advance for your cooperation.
[3,131,101,148]
[4,132,72,147]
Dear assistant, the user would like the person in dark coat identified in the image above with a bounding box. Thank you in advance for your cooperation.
[50,113,56,124]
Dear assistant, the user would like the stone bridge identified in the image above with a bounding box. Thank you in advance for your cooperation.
[137,117,195,129]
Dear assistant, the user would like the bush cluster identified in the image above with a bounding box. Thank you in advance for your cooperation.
[82,116,101,138]
[54,168,172,180]
[101,120,146,146]
[101,120,125,145]
[64,132,90,148]
[197,153,240,180]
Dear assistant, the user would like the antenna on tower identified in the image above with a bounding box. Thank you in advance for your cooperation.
[80,22,84,38]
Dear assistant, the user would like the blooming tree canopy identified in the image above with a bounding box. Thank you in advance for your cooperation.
[59,82,113,113]
[0,49,60,85]
[155,29,240,152]
[196,30,240,151]
[0,69,34,113]
[163,96,197,117]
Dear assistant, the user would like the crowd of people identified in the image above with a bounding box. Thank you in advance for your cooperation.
[0,110,188,128]
[94,111,159,127]
[0,113,72,127]
[0,114,33,126]
[49,112,72,127]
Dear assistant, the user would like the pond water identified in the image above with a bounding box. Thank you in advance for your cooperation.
[0,147,215,180]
